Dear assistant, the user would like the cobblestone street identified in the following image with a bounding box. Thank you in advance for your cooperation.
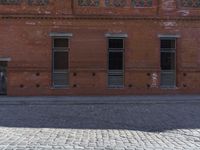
[0,96,200,150]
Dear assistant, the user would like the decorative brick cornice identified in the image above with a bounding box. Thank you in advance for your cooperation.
[1,14,200,21]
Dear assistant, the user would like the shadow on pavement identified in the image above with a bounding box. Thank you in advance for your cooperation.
[0,103,200,132]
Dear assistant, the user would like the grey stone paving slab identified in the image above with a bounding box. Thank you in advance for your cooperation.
[0,96,199,149]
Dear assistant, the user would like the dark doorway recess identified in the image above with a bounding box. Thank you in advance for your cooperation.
[0,61,7,95]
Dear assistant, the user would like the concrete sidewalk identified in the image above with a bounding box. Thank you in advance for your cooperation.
[0,95,200,105]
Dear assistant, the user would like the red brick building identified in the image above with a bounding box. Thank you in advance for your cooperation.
[0,0,200,96]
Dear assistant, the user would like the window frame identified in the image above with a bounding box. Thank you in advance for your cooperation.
[160,38,177,89]
[52,36,70,88]
[107,37,125,88]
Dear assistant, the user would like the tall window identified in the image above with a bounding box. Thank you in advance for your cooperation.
[108,38,124,88]
[160,38,176,88]
[52,37,69,87]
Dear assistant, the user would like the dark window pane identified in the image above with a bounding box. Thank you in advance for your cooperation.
[54,52,68,70]
[109,52,123,70]
[109,39,124,49]
[0,61,7,67]
[54,38,68,48]
[161,39,175,49]
[161,52,175,70]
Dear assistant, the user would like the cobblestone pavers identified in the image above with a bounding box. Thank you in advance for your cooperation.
[0,101,199,149]
[1,128,200,150]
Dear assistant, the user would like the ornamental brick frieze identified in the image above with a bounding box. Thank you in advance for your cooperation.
[27,0,49,5]
[0,0,21,5]
[0,0,49,5]
[180,0,200,8]
[132,0,153,7]
[77,0,153,7]
[77,0,99,6]
[105,0,128,7]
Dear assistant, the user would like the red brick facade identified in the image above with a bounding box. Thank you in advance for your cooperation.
[0,0,200,96]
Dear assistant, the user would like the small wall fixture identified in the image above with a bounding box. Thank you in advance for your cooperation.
[128,84,133,88]
[146,84,150,88]
[73,73,77,76]
[147,73,151,76]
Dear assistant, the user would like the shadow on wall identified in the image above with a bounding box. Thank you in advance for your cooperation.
[0,103,200,132]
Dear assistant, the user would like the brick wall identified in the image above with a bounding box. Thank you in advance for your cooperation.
[0,0,200,95]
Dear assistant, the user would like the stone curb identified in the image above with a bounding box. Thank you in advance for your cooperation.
[0,95,200,105]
